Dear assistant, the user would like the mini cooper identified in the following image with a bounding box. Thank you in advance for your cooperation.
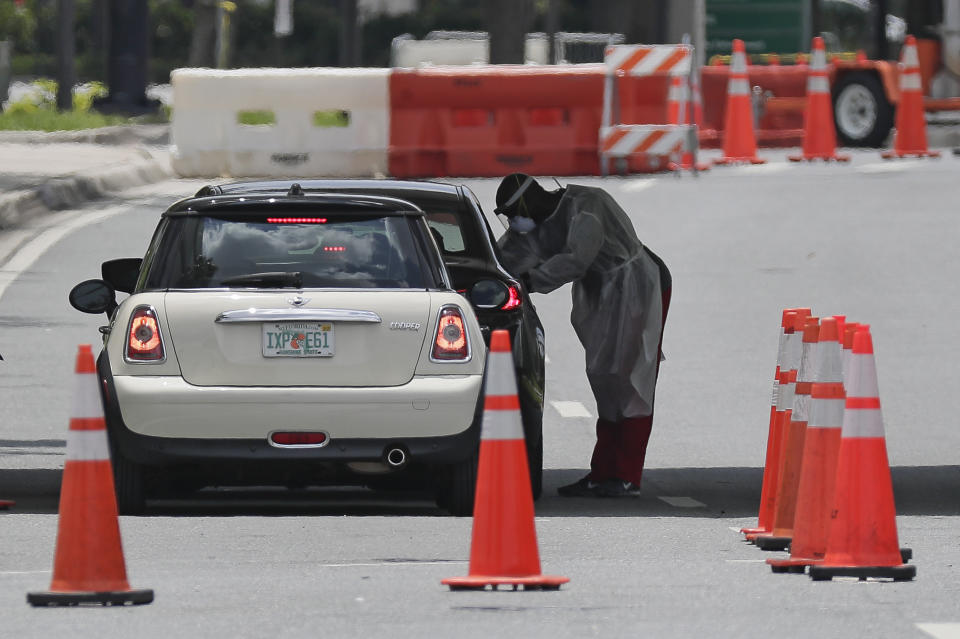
[69,184,505,515]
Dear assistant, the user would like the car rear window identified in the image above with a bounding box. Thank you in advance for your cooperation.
[143,213,427,289]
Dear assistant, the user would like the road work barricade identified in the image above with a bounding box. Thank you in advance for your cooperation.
[600,44,703,175]
[171,68,390,178]
[388,65,605,178]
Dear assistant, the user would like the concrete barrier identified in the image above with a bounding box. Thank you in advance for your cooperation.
[170,68,390,178]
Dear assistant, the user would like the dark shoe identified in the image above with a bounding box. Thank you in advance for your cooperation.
[596,479,641,497]
[557,477,600,497]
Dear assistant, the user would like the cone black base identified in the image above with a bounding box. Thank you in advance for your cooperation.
[27,588,154,607]
[770,563,807,574]
[881,151,941,159]
[444,575,569,591]
[753,535,791,551]
[809,564,916,582]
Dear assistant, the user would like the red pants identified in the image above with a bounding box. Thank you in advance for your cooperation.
[587,283,671,486]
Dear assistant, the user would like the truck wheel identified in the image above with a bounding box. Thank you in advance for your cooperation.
[833,72,894,147]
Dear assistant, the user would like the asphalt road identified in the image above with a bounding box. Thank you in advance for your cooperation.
[1,154,959,638]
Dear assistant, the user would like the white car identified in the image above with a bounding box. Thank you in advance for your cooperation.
[69,184,489,515]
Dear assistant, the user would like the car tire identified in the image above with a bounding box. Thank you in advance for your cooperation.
[436,446,478,517]
[111,445,147,515]
[832,72,894,148]
[527,431,543,501]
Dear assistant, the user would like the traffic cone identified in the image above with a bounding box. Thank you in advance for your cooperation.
[755,316,819,551]
[443,330,568,591]
[789,38,850,162]
[882,35,941,160]
[741,308,809,537]
[808,326,916,581]
[667,73,711,174]
[713,39,765,166]
[27,345,153,606]
[768,316,844,572]
[745,309,810,542]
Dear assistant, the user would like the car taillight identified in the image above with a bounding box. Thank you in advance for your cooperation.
[500,284,522,311]
[431,305,470,361]
[126,307,165,362]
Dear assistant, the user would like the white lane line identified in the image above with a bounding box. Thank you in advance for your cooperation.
[724,559,767,564]
[0,203,131,303]
[319,561,466,568]
[856,162,908,173]
[721,162,791,175]
[917,624,960,639]
[550,401,593,418]
[658,496,706,508]
[621,179,658,193]
[0,570,52,576]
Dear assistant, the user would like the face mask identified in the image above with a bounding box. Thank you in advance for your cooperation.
[509,216,537,234]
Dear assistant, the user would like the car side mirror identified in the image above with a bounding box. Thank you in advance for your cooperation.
[69,279,117,316]
[102,258,143,294]
[469,279,509,309]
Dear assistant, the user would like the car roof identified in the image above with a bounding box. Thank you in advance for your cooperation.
[199,179,462,200]
[163,189,427,217]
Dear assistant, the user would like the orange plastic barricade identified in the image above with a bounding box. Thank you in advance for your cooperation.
[389,65,605,178]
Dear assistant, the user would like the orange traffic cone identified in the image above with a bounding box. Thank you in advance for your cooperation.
[713,39,765,166]
[808,326,916,581]
[789,37,850,162]
[27,345,153,606]
[755,316,819,551]
[443,330,568,591]
[882,35,941,160]
[667,73,711,174]
[768,316,845,572]
[741,308,810,537]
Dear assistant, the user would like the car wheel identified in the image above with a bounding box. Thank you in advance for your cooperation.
[436,446,478,517]
[527,431,543,501]
[111,445,146,515]
[833,72,894,148]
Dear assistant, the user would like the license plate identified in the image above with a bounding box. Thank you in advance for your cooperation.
[262,322,334,357]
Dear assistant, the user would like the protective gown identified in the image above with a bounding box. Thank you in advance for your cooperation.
[498,185,663,422]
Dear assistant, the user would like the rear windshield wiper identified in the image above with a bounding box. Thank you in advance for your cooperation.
[218,272,303,288]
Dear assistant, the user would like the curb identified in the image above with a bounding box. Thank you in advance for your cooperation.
[0,146,173,231]
[0,123,170,146]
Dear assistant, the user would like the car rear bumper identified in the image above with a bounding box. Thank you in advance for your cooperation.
[98,354,483,467]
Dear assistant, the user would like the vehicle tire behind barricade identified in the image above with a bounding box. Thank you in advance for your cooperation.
[833,72,894,148]
[111,442,147,515]
[436,446,478,516]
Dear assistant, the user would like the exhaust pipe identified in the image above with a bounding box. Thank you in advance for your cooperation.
[385,447,408,468]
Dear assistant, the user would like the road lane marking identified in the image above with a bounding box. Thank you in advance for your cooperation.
[317,561,465,568]
[724,559,767,563]
[0,203,130,303]
[621,180,658,193]
[550,401,593,418]
[658,496,706,508]
[0,570,52,575]
[723,162,791,175]
[856,162,908,173]
[917,624,960,639]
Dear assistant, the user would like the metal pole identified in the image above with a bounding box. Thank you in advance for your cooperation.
[546,0,559,64]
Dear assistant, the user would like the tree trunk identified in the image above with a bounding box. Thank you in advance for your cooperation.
[486,0,531,64]
[188,0,217,68]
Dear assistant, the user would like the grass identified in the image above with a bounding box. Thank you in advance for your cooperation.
[0,108,130,131]
[0,79,169,132]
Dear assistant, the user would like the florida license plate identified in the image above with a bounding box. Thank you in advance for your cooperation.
[262,322,334,357]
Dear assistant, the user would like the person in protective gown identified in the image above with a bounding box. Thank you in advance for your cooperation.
[494,173,671,497]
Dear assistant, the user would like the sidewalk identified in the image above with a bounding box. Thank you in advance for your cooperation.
[0,124,173,231]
